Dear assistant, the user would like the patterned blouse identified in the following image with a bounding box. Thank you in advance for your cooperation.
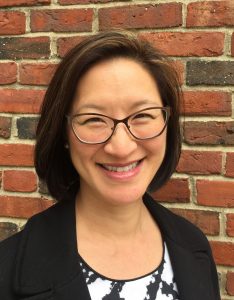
[79,242,179,300]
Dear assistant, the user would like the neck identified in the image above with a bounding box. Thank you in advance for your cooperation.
[76,190,148,240]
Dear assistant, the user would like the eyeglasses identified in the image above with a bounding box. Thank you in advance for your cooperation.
[67,106,170,145]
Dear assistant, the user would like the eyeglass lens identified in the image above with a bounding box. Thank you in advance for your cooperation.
[71,108,168,144]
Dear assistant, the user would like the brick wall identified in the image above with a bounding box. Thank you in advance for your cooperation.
[0,0,233,298]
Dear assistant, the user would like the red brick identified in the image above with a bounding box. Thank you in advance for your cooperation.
[172,208,219,236]
[0,37,50,59]
[152,178,190,203]
[187,1,234,27]
[177,150,222,175]
[0,0,50,6]
[59,0,118,3]
[0,171,2,188]
[226,152,234,177]
[0,116,11,139]
[231,33,234,56]
[0,89,45,113]
[226,272,234,295]
[140,32,224,57]
[0,11,25,35]
[0,62,17,85]
[0,196,54,218]
[226,214,234,237]
[19,63,57,86]
[210,241,234,266]
[184,121,234,145]
[3,170,37,193]
[31,9,93,32]
[57,36,87,57]
[182,91,232,116]
[171,60,184,85]
[0,144,34,167]
[99,3,182,30]
[197,180,234,207]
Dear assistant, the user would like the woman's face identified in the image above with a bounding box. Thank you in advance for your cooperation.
[68,58,167,205]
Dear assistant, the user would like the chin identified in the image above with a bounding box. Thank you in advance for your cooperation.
[100,185,146,206]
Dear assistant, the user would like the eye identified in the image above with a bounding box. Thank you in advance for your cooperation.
[74,116,108,127]
[82,117,105,125]
[132,113,155,120]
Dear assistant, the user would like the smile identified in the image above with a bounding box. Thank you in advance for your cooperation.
[99,160,142,173]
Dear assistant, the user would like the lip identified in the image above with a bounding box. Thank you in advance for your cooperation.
[98,159,142,168]
[97,159,144,181]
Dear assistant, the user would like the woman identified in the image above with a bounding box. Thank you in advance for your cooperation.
[0,31,220,300]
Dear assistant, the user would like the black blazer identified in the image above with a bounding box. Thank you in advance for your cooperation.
[0,193,220,300]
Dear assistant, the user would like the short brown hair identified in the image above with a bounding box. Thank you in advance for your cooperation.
[35,31,182,201]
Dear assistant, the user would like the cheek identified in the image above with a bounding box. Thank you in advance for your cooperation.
[145,131,167,157]
[68,131,100,170]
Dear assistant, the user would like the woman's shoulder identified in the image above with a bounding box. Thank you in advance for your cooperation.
[0,230,22,263]
[0,231,22,298]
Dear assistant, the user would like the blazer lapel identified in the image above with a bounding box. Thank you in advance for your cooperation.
[165,238,214,300]
[144,193,217,300]
[13,198,91,300]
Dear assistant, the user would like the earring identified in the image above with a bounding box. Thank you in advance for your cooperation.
[65,144,69,149]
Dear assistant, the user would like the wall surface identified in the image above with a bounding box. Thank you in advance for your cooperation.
[0,0,233,298]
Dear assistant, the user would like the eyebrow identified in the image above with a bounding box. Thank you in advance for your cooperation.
[77,99,161,112]
[77,103,106,111]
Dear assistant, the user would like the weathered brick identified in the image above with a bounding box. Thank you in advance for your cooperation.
[172,208,219,236]
[197,180,234,207]
[59,0,123,3]
[152,178,190,203]
[3,170,37,193]
[0,116,11,139]
[210,241,234,266]
[0,196,54,218]
[0,62,17,84]
[226,272,234,295]
[0,11,25,35]
[187,1,234,27]
[57,36,87,57]
[226,152,234,177]
[17,117,38,139]
[140,32,224,57]
[177,150,222,175]
[0,37,50,60]
[0,89,45,114]
[0,0,50,7]
[99,3,182,30]
[0,222,18,241]
[226,214,234,237]
[182,91,232,116]
[31,9,93,32]
[187,61,234,86]
[232,33,234,56]
[0,144,34,166]
[184,121,234,145]
[19,63,57,86]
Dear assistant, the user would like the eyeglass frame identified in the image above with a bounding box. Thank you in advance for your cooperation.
[66,106,171,145]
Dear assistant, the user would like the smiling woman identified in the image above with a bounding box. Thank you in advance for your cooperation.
[0,31,220,300]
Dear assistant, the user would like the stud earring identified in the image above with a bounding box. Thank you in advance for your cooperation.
[65,144,69,149]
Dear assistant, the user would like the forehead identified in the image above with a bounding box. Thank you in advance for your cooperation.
[71,58,163,114]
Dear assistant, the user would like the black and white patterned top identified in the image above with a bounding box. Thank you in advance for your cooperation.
[79,242,179,300]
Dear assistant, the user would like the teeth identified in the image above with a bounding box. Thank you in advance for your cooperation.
[103,161,139,172]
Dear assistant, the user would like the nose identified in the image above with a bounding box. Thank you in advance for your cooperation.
[103,123,138,157]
